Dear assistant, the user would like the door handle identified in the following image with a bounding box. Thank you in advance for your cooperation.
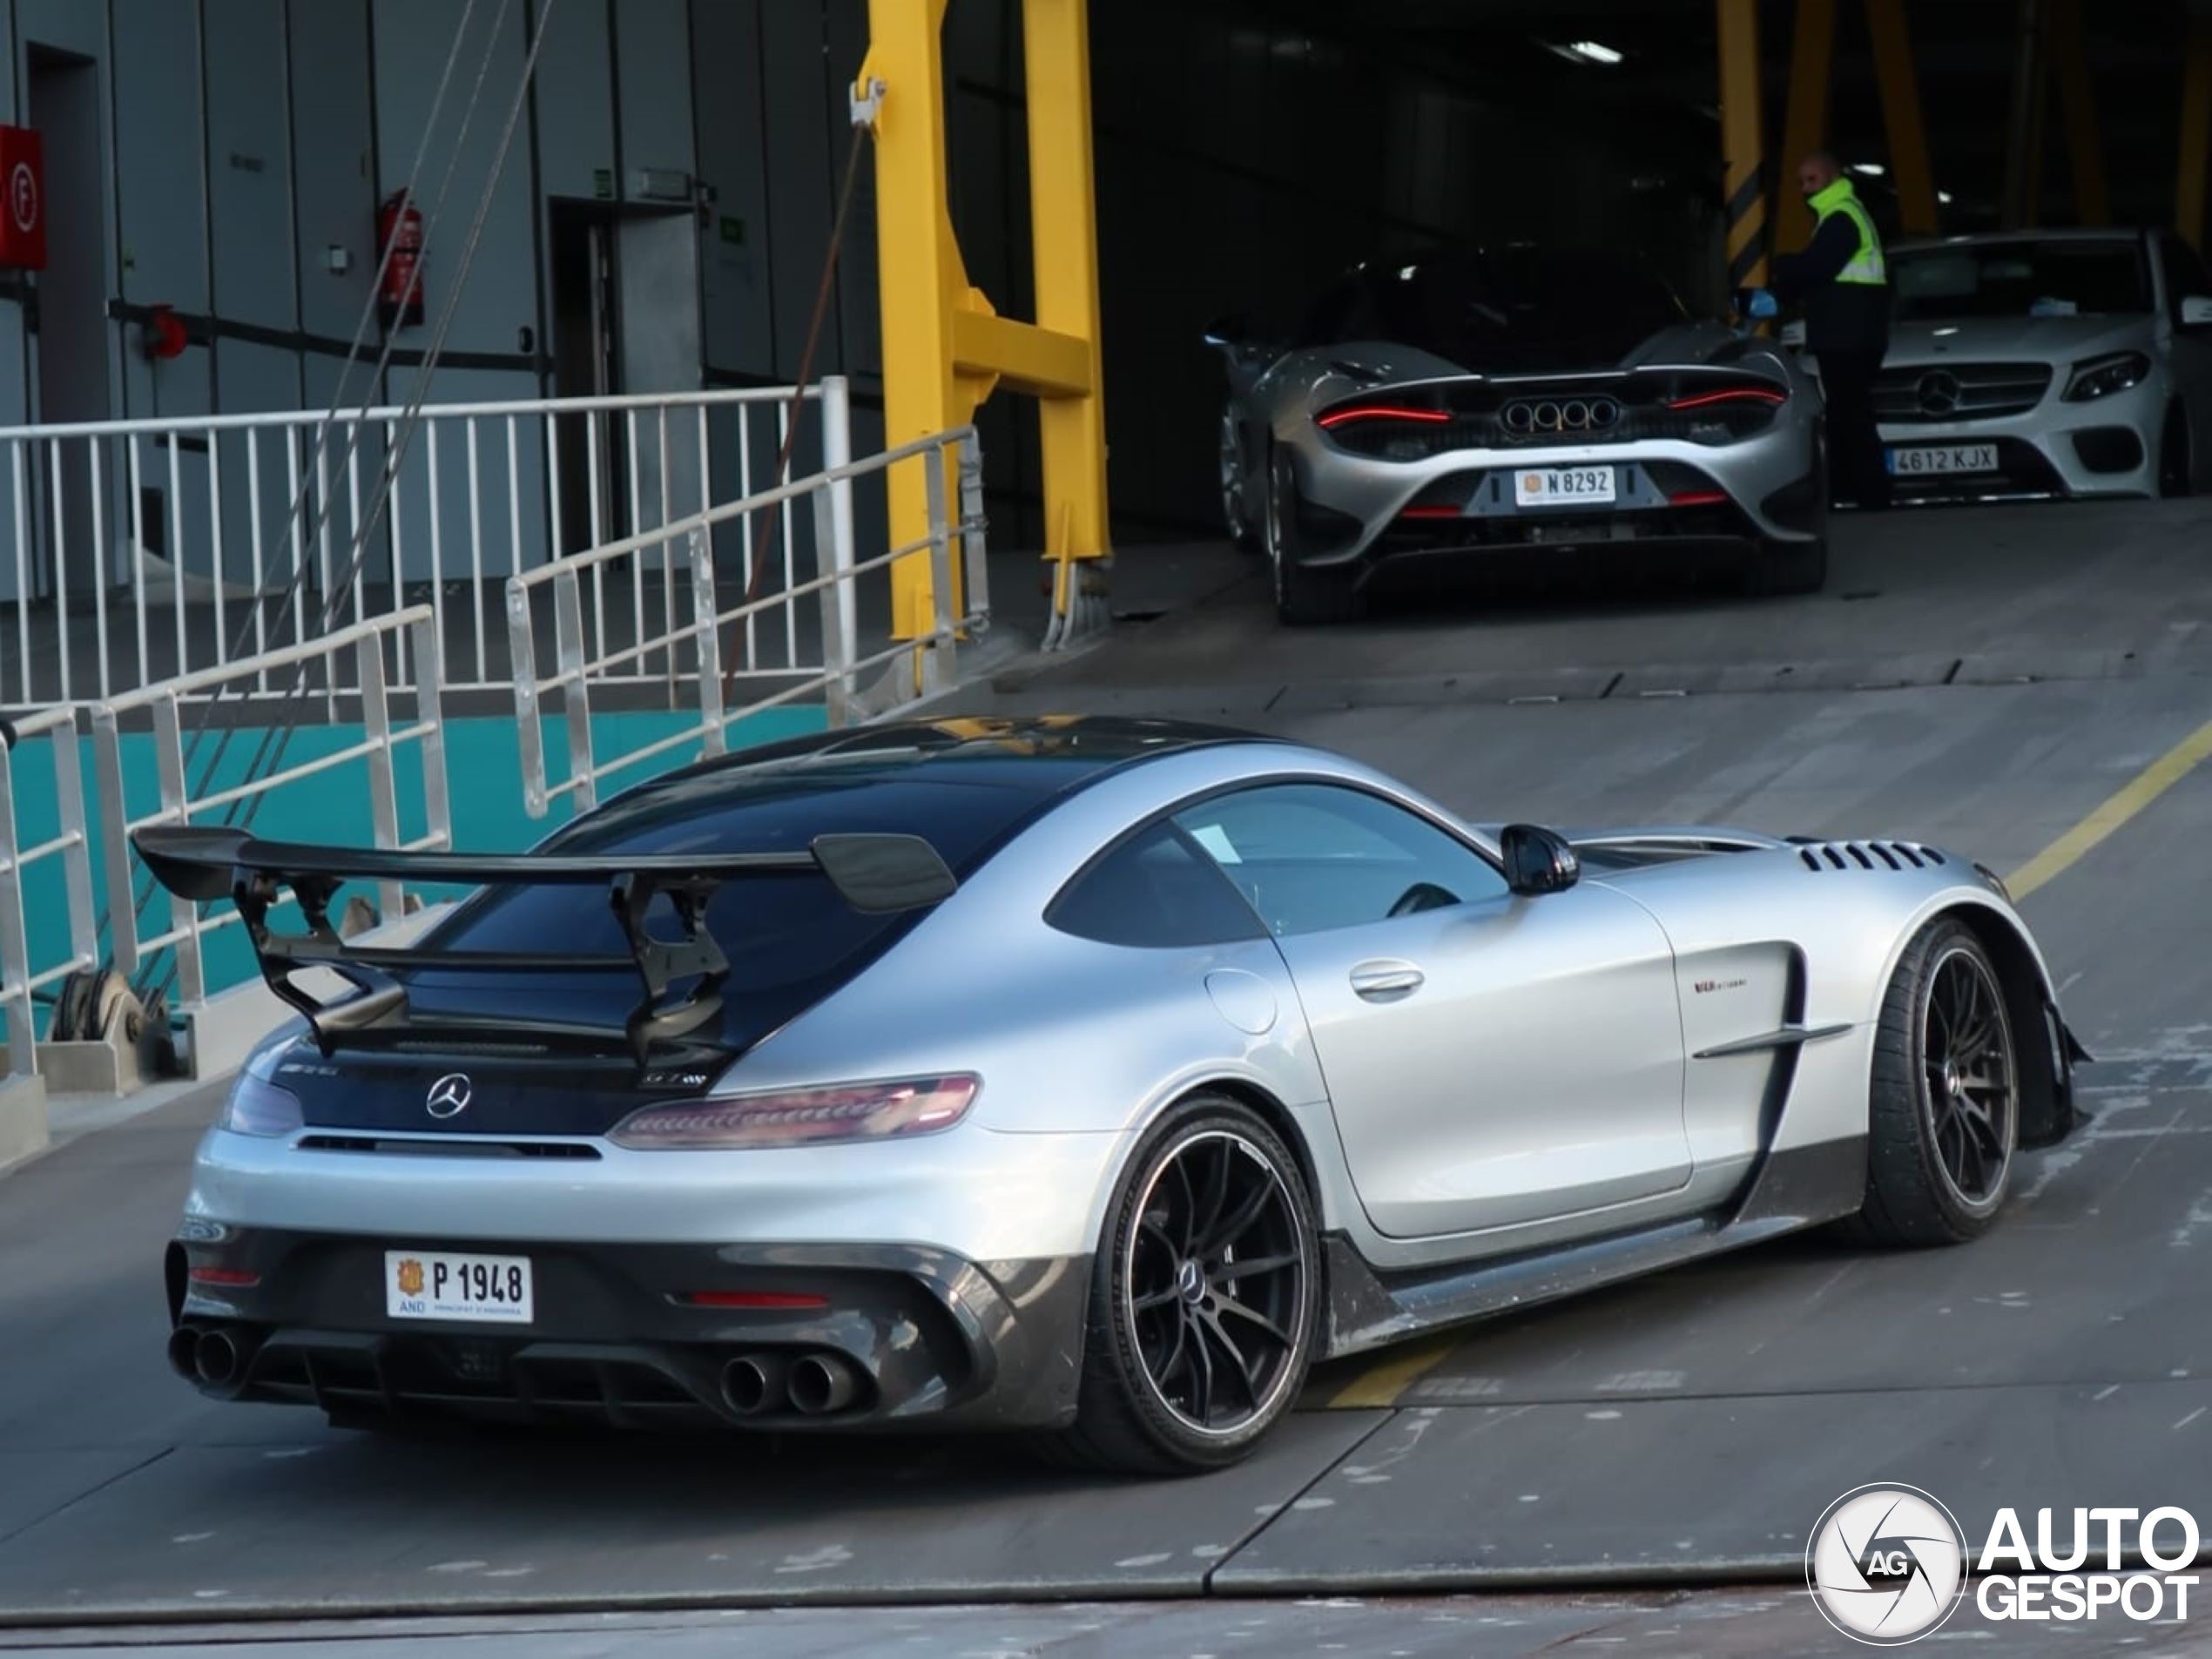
[1350,961,1424,999]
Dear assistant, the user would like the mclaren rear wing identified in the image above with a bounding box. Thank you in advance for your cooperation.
[131,825,958,1067]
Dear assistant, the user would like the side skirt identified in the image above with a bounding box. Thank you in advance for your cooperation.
[1318,1136,1867,1361]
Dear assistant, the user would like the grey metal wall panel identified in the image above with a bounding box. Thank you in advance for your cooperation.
[823,0,874,381]
[371,0,538,363]
[531,0,612,204]
[757,0,831,382]
[691,0,772,378]
[615,0,690,192]
[111,0,205,317]
[617,209,701,523]
[206,0,297,334]
[287,0,375,349]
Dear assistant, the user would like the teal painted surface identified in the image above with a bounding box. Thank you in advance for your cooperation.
[9,706,826,1025]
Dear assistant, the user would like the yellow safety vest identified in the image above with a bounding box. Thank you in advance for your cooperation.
[1809,178,1885,286]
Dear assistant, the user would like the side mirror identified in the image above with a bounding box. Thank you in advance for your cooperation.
[1500,824,1581,897]
[2181,295,2212,329]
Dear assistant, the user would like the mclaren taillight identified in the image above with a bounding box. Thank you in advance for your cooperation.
[1317,404,1452,430]
[609,1074,981,1150]
[1668,385,1786,411]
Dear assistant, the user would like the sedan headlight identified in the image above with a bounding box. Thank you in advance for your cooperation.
[2062,351,2151,401]
[609,1074,980,1150]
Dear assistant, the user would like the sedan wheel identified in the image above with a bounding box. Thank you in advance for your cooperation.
[1051,1096,1318,1474]
[1850,920,2020,1245]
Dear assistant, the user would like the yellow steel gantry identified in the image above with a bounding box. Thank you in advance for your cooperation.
[2182,10,2212,249]
[856,0,1110,644]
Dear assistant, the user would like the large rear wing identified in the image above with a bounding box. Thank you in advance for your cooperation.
[131,826,958,1065]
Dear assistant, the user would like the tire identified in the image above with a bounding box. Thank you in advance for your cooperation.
[1743,534,1828,597]
[1221,411,1260,552]
[1848,919,2020,1247]
[1264,446,1364,625]
[1048,1094,1321,1476]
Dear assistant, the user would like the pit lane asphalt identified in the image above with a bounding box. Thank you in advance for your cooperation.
[3,498,2212,1655]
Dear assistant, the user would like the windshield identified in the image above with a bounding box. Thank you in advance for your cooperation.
[1890,239,2151,320]
[1294,248,1686,371]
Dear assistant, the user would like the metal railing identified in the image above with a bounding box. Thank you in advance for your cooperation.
[0,707,97,1079]
[0,381,844,706]
[91,609,450,1008]
[510,424,988,819]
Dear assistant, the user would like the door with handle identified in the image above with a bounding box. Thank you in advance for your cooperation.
[1172,783,1690,1242]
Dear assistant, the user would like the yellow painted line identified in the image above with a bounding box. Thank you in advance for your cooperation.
[2006,715,2212,902]
[1327,1332,1463,1410]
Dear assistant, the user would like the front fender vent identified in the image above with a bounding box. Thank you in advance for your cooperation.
[1795,840,1945,872]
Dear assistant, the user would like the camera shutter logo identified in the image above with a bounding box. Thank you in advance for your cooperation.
[1807,1484,1969,1644]
[425,1072,473,1120]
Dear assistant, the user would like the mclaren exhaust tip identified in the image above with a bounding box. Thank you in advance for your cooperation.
[719,1352,790,1417]
[786,1352,860,1417]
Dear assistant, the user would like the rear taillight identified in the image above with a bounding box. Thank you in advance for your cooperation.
[1668,385,1786,411]
[218,1071,303,1138]
[1669,489,1730,507]
[609,1074,980,1150]
[1317,403,1452,430]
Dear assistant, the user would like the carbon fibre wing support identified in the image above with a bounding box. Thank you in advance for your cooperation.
[130,826,957,1066]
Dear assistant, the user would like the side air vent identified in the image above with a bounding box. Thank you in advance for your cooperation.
[1796,840,1945,872]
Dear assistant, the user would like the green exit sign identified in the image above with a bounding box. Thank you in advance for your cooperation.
[719,215,745,246]
[592,168,613,200]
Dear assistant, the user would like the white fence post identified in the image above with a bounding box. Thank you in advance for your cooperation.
[91,706,137,981]
[150,691,203,1006]
[413,612,451,851]
[358,627,402,925]
[958,430,990,624]
[507,577,548,818]
[554,568,597,817]
[0,731,31,1079]
[922,449,956,696]
[689,528,726,759]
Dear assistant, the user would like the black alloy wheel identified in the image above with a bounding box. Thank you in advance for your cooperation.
[1919,943,2017,1210]
[1049,1095,1319,1474]
[1850,919,2020,1245]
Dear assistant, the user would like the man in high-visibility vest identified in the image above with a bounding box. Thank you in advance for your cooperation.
[1743,152,1894,510]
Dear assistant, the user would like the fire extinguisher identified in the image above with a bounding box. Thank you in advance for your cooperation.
[376,190,424,330]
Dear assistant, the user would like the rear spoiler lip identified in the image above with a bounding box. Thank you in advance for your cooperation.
[129,825,959,1066]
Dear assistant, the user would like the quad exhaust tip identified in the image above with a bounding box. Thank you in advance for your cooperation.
[719,1352,790,1417]
[193,1329,243,1388]
[720,1350,863,1417]
[787,1352,860,1416]
[165,1325,200,1383]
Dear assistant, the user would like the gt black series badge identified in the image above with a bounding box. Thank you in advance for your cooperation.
[425,1073,473,1120]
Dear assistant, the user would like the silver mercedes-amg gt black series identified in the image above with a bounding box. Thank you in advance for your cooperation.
[1208,246,1831,624]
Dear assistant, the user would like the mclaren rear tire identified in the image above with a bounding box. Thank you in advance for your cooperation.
[1265,446,1365,626]
[1846,918,2020,1247]
[1047,1093,1321,1476]
[1743,534,1828,597]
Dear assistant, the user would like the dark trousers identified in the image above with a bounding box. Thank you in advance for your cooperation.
[1815,348,1892,509]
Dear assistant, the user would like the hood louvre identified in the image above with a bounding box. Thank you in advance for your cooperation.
[1796,840,1943,872]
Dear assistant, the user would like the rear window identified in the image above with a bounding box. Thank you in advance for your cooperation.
[1295,248,1685,368]
[1891,240,2151,320]
[402,778,1039,1043]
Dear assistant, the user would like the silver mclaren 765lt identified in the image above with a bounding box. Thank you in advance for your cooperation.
[145,717,2084,1475]
[1208,245,1831,624]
